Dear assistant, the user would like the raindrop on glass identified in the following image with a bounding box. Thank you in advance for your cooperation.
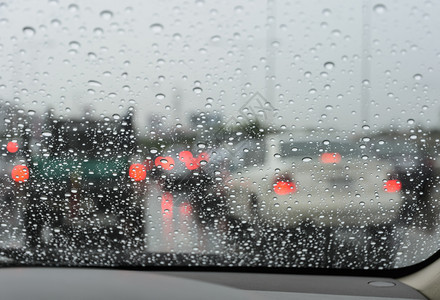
[324,62,334,70]
[22,26,35,37]
[155,93,166,100]
[150,23,164,33]
[193,87,203,94]
[88,80,102,87]
[413,73,423,80]
[100,10,113,20]
[211,35,221,42]
[373,4,387,14]
[68,3,79,12]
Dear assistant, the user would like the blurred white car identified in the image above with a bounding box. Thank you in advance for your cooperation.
[223,134,404,229]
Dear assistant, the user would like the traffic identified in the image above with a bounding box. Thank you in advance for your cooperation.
[0,109,437,269]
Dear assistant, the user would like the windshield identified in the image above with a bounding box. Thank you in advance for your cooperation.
[0,0,439,271]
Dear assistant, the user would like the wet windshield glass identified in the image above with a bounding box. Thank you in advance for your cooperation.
[0,0,439,270]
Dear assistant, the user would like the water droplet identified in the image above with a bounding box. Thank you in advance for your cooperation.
[322,8,331,16]
[193,87,203,94]
[69,41,81,49]
[22,26,35,37]
[234,6,243,13]
[112,114,120,120]
[302,157,312,162]
[173,33,182,41]
[373,4,387,14]
[150,23,163,33]
[93,27,104,36]
[324,62,334,70]
[155,93,165,100]
[68,4,79,12]
[407,119,415,125]
[308,88,317,95]
[211,35,221,42]
[88,80,102,87]
[100,10,113,20]
[51,19,61,27]
[413,73,423,80]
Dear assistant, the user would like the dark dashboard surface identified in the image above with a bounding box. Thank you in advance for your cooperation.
[0,267,426,300]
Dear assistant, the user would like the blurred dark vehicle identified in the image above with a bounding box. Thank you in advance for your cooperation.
[373,139,437,229]
[0,138,27,229]
[151,143,226,227]
[24,112,144,250]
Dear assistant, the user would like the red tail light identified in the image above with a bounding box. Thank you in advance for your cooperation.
[383,179,402,193]
[6,141,18,153]
[161,192,173,216]
[274,181,297,195]
[178,151,210,170]
[11,165,29,183]
[321,152,342,164]
[129,163,147,181]
[179,202,192,217]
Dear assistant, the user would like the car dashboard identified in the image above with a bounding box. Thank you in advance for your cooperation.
[0,267,426,300]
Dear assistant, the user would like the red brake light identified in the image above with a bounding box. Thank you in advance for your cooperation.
[6,141,18,153]
[178,151,210,170]
[321,152,342,164]
[161,192,173,216]
[274,181,297,195]
[383,179,401,193]
[179,202,192,217]
[178,151,193,162]
[11,165,29,183]
[129,163,147,181]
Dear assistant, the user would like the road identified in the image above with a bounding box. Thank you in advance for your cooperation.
[0,182,437,269]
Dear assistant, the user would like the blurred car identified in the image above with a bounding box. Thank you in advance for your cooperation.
[372,139,436,228]
[225,135,402,226]
[23,112,144,250]
[150,143,226,226]
[221,134,404,267]
[0,138,28,230]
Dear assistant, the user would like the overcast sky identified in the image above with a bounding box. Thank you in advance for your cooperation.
[0,0,439,135]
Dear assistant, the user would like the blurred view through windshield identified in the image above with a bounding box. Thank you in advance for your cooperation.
[0,0,439,270]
